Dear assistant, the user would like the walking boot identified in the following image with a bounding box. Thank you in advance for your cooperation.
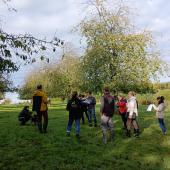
[102,133,107,144]
[126,129,131,137]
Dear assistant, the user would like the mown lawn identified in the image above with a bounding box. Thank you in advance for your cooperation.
[0,103,170,170]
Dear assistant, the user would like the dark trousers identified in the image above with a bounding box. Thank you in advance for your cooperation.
[37,111,48,132]
[158,118,166,134]
[120,113,127,129]
[82,110,89,124]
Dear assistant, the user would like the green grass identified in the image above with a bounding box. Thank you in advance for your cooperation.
[0,103,170,170]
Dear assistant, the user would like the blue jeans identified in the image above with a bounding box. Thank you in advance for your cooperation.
[67,119,80,135]
[158,118,166,134]
[88,108,97,125]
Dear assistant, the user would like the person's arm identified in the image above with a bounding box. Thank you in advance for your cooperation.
[93,97,96,105]
[42,93,48,104]
[66,100,71,111]
[153,104,164,112]
[100,97,104,116]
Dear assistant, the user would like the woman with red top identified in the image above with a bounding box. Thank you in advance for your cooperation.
[117,94,127,130]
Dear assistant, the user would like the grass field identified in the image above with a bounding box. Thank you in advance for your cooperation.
[0,103,170,170]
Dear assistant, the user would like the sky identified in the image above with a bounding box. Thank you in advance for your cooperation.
[0,0,170,88]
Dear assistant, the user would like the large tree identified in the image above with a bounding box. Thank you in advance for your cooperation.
[78,0,166,93]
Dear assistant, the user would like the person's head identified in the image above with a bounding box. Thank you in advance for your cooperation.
[118,94,124,101]
[24,106,29,110]
[104,87,110,95]
[128,91,135,98]
[157,96,164,104]
[82,94,85,98]
[79,94,82,99]
[88,91,92,95]
[37,84,42,90]
[72,91,78,99]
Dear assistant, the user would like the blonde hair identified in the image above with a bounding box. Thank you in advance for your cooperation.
[128,91,136,96]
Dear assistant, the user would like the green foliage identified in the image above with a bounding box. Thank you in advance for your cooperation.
[78,0,166,93]
[0,2,64,93]
[0,103,170,170]
[19,54,81,99]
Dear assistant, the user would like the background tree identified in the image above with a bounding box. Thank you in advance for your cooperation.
[19,47,81,99]
[0,0,64,95]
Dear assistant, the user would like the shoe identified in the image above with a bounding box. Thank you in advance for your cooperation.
[126,130,131,137]
[94,124,97,127]
[76,134,80,138]
[89,124,92,127]
[66,132,70,137]
[43,130,47,134]
[102,134,107,144]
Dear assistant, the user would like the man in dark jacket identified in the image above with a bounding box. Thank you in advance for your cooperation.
[100,87,115,144]
[66,91,82,138]
[18,106,32,125]
[86,91,97,127]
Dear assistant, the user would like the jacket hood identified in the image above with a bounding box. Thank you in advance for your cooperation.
[33,90,44,96]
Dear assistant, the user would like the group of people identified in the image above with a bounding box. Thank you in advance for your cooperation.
[66,87,167,143]
[18,85,167,143]
[66,88,141,143]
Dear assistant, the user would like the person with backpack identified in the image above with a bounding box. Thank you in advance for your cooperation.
[117,94,127,130]
[86,91,97,127]
[126,91,140,137]
[100,87,115,144]
[66,91,82,138]
[153,96,167,135]
[32,85,49,134]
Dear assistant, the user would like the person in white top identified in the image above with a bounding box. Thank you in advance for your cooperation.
[126,91,140,137]
[153,96,167,135]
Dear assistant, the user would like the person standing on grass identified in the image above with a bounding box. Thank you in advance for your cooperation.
[100,87,115,144]
[153,96,167,135]
[32,85,49,134]
[79,94,89,124]
[66,91,82,138]
[86,91,97,127]
[117,94,127,130]
[126,91,140,137]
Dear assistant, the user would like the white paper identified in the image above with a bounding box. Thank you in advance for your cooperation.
[147,104,154,112]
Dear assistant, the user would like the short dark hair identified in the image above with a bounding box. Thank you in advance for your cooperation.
[72,91,78,98]
[157,96,165,104]
[37,85,42,90]
[104,87,110,92]
[88,91,92,95]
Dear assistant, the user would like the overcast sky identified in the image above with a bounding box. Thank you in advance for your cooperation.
[1,0,170,86]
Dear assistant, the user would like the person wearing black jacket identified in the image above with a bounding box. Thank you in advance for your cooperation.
[66,91,82,138]
[79,94,89,124]
[18,106,32,125]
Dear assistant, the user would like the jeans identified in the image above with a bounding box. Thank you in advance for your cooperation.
[82,110,89,124]
[88,108,97,125]
[67,119,80,135]
[120,113,127,129]
[158,118,166,134]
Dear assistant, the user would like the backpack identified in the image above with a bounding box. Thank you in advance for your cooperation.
[66,98,81,111]
[103,96,115,117]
